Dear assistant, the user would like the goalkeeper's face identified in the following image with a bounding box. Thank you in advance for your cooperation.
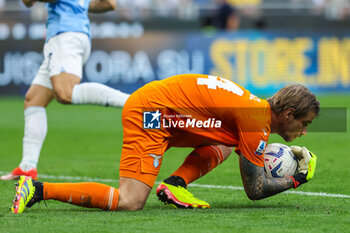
[279,110,316,142]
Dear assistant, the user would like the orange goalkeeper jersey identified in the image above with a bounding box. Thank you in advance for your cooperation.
[137,74,271,167]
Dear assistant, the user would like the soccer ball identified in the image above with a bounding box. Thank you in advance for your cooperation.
[264,143,298,178]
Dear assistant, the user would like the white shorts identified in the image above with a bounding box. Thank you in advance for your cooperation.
[32,32,91,90]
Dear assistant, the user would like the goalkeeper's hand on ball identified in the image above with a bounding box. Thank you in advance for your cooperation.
[290,146,317,188]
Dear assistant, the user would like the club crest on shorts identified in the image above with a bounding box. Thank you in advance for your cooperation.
[143,110,161,129]
[255,140,267,156]
[149,154,162,168]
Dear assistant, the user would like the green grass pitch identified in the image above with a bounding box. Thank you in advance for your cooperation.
[0,95,349,233]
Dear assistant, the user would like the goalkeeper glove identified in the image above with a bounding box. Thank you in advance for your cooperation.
[289,146,317,188]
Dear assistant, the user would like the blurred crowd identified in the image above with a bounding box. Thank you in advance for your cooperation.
[0,0,350,21]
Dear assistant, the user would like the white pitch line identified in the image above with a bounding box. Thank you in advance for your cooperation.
[1,171,350,199]
[189,183,350,198]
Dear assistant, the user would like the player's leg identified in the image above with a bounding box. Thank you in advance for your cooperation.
[11,141,155,213]
[51,72,129,107]
[11,101,160,213]
[42,177,150,211]
[20,85,54,175]
[51,72,80,104]
[10,175,152,213]
[10,87,167,213]
[24,84,55,109]
[0,61,55,181]
[49,32,129,106]
[11,124,156,213]
[168,145,233,185]
[116,89,168,210]
[156,145,233,208]
[117,177,152,210]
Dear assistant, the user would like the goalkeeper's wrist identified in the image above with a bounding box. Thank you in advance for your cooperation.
[289,173,308,188]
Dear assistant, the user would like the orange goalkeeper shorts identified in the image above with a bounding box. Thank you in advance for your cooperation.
[119,89,171,188]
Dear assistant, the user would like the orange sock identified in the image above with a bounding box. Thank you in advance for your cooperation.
[43,182,119,211]
[172,145,224,185]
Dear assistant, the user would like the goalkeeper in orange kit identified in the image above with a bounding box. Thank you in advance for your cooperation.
[10,74,319,213]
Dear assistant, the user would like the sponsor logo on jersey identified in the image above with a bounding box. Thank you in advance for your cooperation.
[255,140,267,156]
[143,110,161,129]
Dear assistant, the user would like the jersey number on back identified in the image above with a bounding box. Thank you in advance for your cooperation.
[197,75,244,96]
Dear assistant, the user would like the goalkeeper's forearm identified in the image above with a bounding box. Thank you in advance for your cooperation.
[239,154,295,200]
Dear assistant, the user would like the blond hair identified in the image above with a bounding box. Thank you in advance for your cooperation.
[267,84,320,118]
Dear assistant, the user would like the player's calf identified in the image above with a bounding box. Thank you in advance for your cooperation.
[117,178,151,211]
[54,87,74,104]
[51,73,80,104]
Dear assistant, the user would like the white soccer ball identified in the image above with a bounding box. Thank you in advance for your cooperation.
[264,143,298,178]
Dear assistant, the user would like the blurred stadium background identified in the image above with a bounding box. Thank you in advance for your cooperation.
[1,0,350,96]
